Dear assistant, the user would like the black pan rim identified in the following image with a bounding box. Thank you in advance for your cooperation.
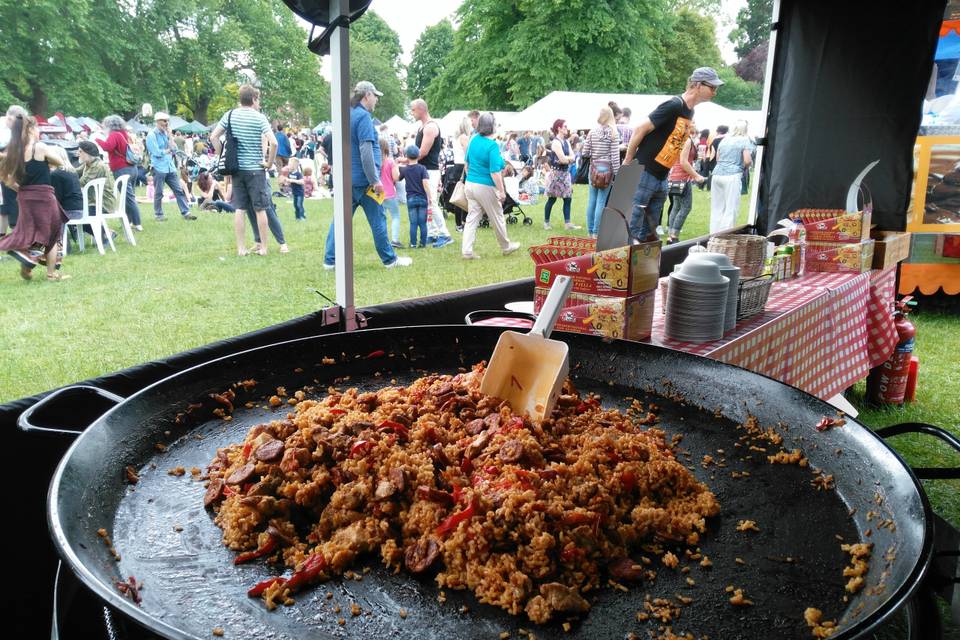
[45,325,937,640]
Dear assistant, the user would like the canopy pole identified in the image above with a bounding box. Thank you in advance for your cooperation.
[330,0,357,330]
[748,0,781,228]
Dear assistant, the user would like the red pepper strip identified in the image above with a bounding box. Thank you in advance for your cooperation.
[248,577,286,598]
[378,420,409,439]
[328,408,347,415]
[560,546,584,562]
[350,439,373,458]
[435,499,477,538]
[365,349,386,359]
[484,465,499,475]
[417,485,456,507]
[621,470,637,493]
[242,443,252,459]
[223,484,238,497]
[452,484,464,503]
[235,536,278,565]
[562,511,599,526]
[503,417,524,432]
[460,456,473,474]
[284,552,328,593]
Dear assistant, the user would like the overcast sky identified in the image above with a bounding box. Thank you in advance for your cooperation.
[321,0,749,78]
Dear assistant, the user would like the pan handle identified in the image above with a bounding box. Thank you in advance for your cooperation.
[876,422,960,480]
[18,385,125,438]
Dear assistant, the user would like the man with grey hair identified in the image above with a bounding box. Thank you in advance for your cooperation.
[322,81,411,269]
[624,66,723,241]
[0,105,28,234]
[410,98,452,248]
[146,111,196,222]
[97,114,143,230]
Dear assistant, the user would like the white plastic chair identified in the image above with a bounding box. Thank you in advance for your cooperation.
[101,174,136,248]
[63,178,107,255]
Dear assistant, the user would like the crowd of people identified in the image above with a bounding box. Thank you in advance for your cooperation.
[0,65,755,281]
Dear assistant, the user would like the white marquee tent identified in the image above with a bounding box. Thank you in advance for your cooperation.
[437,110,522,137]
[502,91,763,136]
[382,115,417,136]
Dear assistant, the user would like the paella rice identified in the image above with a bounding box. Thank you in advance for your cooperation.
[203,364,719,623]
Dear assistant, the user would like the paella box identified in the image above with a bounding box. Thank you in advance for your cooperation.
[805,239,875,273]
[794,208,872,243]
[870,230,911,270]
[533,240,661,297]
[534,287,655,341]
[528,237,597,265]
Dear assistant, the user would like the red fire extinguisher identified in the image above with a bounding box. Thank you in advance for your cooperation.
[866,297,917,405]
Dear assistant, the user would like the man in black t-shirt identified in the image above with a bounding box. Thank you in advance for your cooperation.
[623,67,724,241]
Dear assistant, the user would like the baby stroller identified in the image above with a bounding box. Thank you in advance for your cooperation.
[502,176,533,226]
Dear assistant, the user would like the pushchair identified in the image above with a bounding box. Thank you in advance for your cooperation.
[439,167,532,228]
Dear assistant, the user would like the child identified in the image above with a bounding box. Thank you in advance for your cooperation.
[379,138,401,247]
[138,174,155,204]
[398,144,431,248]
[274,166,290,198]
[303,165,316,198]
[286,158,306,220]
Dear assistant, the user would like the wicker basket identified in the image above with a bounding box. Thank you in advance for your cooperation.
[737,274,774,320]
[706,234,767,278]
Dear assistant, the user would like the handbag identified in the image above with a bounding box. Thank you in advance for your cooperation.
[589,158,613,189]
[668,180,686,195]
[574,155,590,184]
[217,109,240,176]
[449,177,468,210]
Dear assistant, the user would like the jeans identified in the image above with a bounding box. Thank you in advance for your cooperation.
[323,184,398,266]
[544,197,571,224]
[292,192,305,219]
[407,195,428,246]
[667,181,693,237]
[629,170,668,241]
[248,202,286,245]
[114,166,141,225]
[585,184,611,236]
[153,170,190,217]
[383,196,401,242]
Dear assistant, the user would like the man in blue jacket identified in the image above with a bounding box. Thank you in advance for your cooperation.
[274,124,291,175]
[145,112,195,221]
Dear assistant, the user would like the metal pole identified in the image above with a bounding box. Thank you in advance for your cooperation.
[748,0,781,228]
[330,0,356,330]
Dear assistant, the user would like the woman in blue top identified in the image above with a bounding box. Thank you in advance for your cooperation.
[709,120,754,233]
[461,113,521,260]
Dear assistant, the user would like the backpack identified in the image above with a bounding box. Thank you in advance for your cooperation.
[217,109,240,176]
[589,158,613,189]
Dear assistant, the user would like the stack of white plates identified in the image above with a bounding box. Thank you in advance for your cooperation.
[688,253,740,332]
[665,260,729,343]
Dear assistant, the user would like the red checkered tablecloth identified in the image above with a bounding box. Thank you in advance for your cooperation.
[648,268,898,400]
[471,317,535,329]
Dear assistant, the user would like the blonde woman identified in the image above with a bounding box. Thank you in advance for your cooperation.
[580,106,621,238]
[448,116,472,230]
[709,120,754,233]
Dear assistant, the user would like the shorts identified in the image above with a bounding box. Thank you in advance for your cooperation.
[231,170,271,212]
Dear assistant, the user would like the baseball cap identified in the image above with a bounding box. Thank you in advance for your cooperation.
[154,111,170,122]
[405,144,420,159]
[354,81,383,97]
[690,67,724,87]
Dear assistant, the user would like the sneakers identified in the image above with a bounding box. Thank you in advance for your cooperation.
[502,241,521,256]
[462,253,481,260]
[182,213,197,221]
[543,223,551,230]
[323,262,335,271]
[155,216,167,222]
[390,241,403,249]
[432,236,453,249]
[564,222,582,230]
[385,256,413,268]
[426,236,437,245]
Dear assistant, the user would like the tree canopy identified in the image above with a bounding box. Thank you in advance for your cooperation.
[729,0,773,58]
[351,10,404,74]
[408,19,454,101]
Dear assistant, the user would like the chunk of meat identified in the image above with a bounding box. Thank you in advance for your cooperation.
[226,462,256,485]
[254,439,284,462]
[608,556,645,581]
[431,443,451,469]
[389,467,406,493]
[404,537,441,573]
[464,419,485,435]
[539,582,590,614]
[484,413,501,430]
[280,447,311,473]
[204,477,224,507]
[374,480,396,500]
[499,439,525,463]
[464,431,491,459]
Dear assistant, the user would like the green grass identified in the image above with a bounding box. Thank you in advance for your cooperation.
[3,180,958,633]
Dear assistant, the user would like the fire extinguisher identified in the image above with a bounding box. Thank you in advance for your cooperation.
[866,297,917,405]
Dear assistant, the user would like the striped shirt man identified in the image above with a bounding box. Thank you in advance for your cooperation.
[217,107,271,170]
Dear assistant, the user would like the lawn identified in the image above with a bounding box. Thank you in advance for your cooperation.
[2,180,958,633]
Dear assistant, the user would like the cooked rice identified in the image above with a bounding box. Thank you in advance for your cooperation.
[204,364,719,623]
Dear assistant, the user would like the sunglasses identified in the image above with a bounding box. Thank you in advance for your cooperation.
[702,82,717,91]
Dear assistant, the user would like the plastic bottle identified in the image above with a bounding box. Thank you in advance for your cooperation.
[788,215,807,277]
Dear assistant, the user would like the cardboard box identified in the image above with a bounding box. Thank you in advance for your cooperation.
[805,239,875,273]
[794,209,872,243]
[533,240,661,297]
[871,231,911,270]
[534,288,655,341]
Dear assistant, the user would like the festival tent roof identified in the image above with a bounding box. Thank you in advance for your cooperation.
[80,117,101,131]
[383,115,416,135]
[510,91,765,136]
[127,118,151,133]
[167,115,189,131]
[48,115,83,133]
[174,120,209,134]
[437,110,521,136]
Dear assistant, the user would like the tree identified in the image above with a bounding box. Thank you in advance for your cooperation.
[658,8,723,94]
[351,10,403,74]
[729,0,773,59]
[428,0,672,113]
[408,19,454,101]
[350,38,405,121]
[733,41,767,83]
[712,67,762,111]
